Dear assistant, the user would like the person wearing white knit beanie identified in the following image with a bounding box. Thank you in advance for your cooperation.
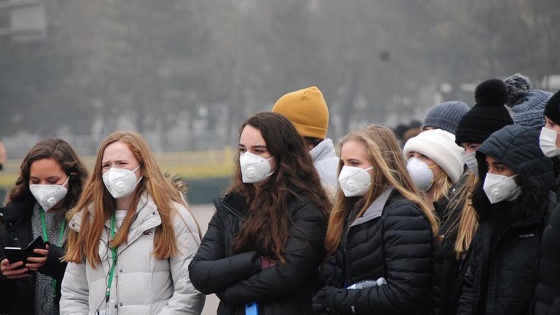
[403,129,464,210]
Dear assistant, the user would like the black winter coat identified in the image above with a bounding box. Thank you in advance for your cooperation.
[188,191,327,315]
[325,188,434,315]
[533,201,560,315]
[458,125,555,315]
[0,195,68,315]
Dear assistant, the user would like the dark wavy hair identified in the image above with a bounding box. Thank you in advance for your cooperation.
[4,138,89,210]
[229,112,331,263]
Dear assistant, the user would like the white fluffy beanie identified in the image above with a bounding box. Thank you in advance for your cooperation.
[403,129,464,183]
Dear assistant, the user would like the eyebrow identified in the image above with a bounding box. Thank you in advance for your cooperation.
[30,175,61,181]
[101,159,127,164]
[238,144,267,149]
[489,161,507,167]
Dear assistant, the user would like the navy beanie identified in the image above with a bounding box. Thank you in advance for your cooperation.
[455,79,513,146]
[544,90,560,125]
[423,101,470,135]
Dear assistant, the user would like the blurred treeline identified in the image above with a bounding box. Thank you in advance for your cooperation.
[1,0,559,147]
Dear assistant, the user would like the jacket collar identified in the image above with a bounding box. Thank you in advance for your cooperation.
[350,187,394,227]
[69,192,162,237]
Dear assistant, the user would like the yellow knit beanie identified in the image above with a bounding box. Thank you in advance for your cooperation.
[272,86,329,139]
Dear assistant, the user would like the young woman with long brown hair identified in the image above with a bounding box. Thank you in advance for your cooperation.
[60,131,204,315]
[311,125,437,315]
[188,112,331,315]
[0,138,88,315]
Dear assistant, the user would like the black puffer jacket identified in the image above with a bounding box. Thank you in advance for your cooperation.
[188,191,326,315]
[0,195,68,315]
[324,188,434,315]
[533,200,560,315]
[457,125,556,315]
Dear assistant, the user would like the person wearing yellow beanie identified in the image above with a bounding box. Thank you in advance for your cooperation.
[272,86,339,192]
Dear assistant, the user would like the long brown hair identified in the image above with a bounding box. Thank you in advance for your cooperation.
[230,112,331,264]
[4,138,88,210]
[65,131,199,267]
[325,125,438,256]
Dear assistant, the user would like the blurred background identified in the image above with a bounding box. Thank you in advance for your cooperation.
[1,0,560,202]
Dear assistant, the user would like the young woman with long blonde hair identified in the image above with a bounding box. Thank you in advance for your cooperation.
[312,125,437,315]
[60,131,204,315]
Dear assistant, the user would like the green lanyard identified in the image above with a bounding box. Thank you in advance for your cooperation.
[39,211,66,298]
[106,213,118,302]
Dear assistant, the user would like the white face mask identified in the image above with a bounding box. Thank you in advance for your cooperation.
[240,152,274,184]
[483,173,522,204]
[406,157,434,192]
[29,177,70,211]
[539,127,560,158]
[102,165,142,199]
[462,151,478,176]
[338,166,373,197]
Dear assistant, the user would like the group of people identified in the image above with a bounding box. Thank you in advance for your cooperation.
[0,76,559,315]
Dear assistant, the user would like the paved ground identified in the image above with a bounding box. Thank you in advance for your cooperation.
[190,203,220,315]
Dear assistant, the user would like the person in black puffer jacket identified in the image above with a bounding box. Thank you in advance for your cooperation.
[432,78,514,315]
[457,125,556,315]
[189,112,331,315]
[311,125,438,315]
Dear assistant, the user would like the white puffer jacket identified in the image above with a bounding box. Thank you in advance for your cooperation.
[60,194,205,315]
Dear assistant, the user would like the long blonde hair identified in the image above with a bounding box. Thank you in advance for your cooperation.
[325,125,438,256]
[444,171,478,259]
[65,131,200,267]
[431,171,454,203]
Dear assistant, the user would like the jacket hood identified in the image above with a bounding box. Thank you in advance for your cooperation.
[475,125,553,218]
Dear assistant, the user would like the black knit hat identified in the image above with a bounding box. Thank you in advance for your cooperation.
[543,90,560,125]
[455,79,513,146]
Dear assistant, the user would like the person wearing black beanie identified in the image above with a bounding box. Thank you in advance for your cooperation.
[432,79,513,315]
[455,79,513,147]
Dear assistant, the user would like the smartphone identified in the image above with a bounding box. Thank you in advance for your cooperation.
[245,302,259,315]
[3,236,47,268]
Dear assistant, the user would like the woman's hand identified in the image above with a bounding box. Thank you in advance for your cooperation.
[0,258,29,279]
[26,244,49,272]
[261,257,277,269]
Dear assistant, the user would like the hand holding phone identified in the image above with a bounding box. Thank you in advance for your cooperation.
[3,236,47,271]
[0,258,29,279]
